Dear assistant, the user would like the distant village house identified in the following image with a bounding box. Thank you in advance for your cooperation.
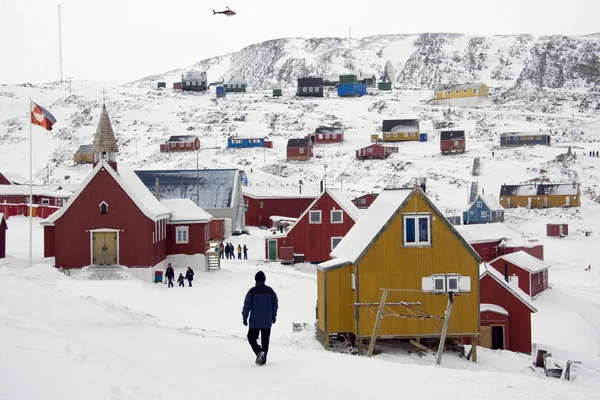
[499,182,580,209]
[160,135,200,153]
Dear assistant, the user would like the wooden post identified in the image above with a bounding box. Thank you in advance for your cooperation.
[435,292,454,366]
[367,289,387,358]
[471,338,478,363]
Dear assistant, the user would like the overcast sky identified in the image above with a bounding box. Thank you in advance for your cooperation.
[1,0,598,84]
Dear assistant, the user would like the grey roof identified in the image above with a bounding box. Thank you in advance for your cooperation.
[92,105,118,153]
[500,183,579,197]
[382,119,420,132]
[134,169,238,209]
[75,144,93,154]
[437,82,485,91]
[287,138,311,148]
[500,132,550,138]
[440,130,465,140]
[168,135,197,142]
[182,70,207,81]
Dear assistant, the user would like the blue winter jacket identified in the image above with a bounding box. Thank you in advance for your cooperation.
[242,282,278,329]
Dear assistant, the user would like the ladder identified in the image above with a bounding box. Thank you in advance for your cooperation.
[205,241,220,271]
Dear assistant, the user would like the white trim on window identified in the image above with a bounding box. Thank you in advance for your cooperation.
[330,210,343,224]
[331,236,343,250]
[41,198,50,206]
[176,226,189,244]
[403,214,431,246]
[309,210,322,224]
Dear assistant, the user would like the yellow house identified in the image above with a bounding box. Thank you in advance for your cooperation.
[499,183,581,208]
[435,83,489,100]
[73,144,94,164]
[317,187,481,353]
[381,119,420,142]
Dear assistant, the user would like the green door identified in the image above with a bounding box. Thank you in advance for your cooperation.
[268,240,277,260]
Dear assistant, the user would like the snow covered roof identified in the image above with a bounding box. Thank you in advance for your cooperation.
[329,188,412,263]
[42,161,171,225]
[500,183,579,197]
[161,199,213,223]
[492,251,550,273]
[0,172,27,185]
[382,119,419,132]
[480,303,509,316]
[469,194,504,211]
[287,138,311,148]
[167,135,197,142]
[479,263,537,312]
[134,169,238,209]
[182,70,207,80]
[269,216,297,222]
[454,223,523,244]
[0,185,72,197]
[327,190,366,222]
[438,82,485,91]
[227,76,246,84]
[243,185,319,199]
[499,237,540,248]
[317,258,352,271]
[500,132,550,138]
[75,144,93,154]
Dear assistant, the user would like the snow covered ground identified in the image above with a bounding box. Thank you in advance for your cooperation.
[1,80,600,398]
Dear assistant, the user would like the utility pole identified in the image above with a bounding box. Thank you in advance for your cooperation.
[67,77,73,93]
[58,5,63,83]
[323,164,328,191]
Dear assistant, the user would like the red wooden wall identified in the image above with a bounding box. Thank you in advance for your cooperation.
[489,259,533,296]
[44,225,55,258]
[503,245,544,261]
[480,311,509,349]
[244,195,315,227]
[165,223,208,255]
[209,219,224,240]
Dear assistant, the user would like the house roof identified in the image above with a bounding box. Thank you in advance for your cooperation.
[227,76,246,84]
[479,263,537,312]
[228,136,266,141]
[327,187,482,268]
[491,251,550,273]
[42,161,171,225]
[352,193,379,201]
[298,77,323,86]
[500,183,579,197]
[287,138,311,148]
[382,119,420,132]
[454,223,524,244]
[168,135,197,142]
[317,257,352,271]
[161,199,213,223]
[75,144,93,154]
[134,169,239,209]
[500,132,550,138]
[182,70,207,80]
[480,303,509,316]
[467,194,504,212]
[314,126,344,134]
[92,105,118,153]
[0,213,6,229]
[440,130,465,140]
[0,172,27,184]
[243,185,319,199]
[0,185,72,197]
[438,82,485,91]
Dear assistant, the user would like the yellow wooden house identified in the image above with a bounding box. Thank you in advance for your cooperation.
[381,119,420,142]
[317,187,481,354]
[73,144,94,164]
[435,83,489,100]
[499,182,581,208]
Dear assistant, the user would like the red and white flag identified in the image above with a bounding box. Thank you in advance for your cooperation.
[30,101,57,131]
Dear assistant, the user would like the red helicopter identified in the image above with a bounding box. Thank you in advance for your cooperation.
[213,6,236,16]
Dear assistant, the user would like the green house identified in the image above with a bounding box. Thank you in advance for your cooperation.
[273,88,282,97]
[225,76,247,93]
[378,82,392,91]
[339,74,357,85]
[357,74,377,87]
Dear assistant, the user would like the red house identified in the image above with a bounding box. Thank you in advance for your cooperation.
[455,223,544,262]
[479,263,537,354]
[243,185,318,227]
[41,105,214,279]
[489,251,550,297]
[0,172,26,185]
[352,193,379,209]
[546,223,568,237]
[265,189,364,263]
[308,127,344,144]
[356,144,398,160]
[286,138,313,161]
[160,135,200,153]
[0,213,7,259]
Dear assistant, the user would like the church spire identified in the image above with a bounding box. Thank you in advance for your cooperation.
[92,103,119,169]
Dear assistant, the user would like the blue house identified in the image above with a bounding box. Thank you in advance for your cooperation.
[227,137,267,148]
[463,193,505,224]
[500,132,551,147]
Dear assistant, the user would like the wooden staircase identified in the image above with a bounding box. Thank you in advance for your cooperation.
[206,241,221,271]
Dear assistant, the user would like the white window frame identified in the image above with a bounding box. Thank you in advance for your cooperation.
[175,226,189,244]
[302,87,307,93]
[259,201,264,209]
[367,147,373,153]
[481,211,488,218]
[41,198,50,206]
[325,134,330,139]
[332,134,337,139]
[308,87,314,92]
[476,201,482,208]
[431,274,461,293]
[331,236,343,250]
[309,210,322,224]
[403,214,431,246]
[330,210,343,224]
[360,198,367,204]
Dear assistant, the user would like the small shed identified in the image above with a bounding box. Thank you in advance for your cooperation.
[273,88,282,97]
[419,133,428,142]
[378,82,392,91]
[264,140,273,148]
[0,213,7,258]
[216,86,226,98]
[546,223,568,237]
[286,138,313,161]
[338,83,366,97]
[73,144,94,164]
[440,130,466,154]
[173,82,182,90]
[225,76,247,93]
[297,77,324,97]
[356,144,398,160]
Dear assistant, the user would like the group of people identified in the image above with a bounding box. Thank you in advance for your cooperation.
[218,242,249,260]
[588,151,599,157]
[164,263,195,288]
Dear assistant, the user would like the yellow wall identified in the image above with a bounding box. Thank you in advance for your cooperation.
[321,265,355,334]
[317,270,326,332]
[381,132,419,142]
[499,193,580,209]
[73,152,94,164]
[435,83,489,100]
[355,193,479,338]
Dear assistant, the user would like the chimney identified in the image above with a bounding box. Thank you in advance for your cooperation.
[320,180,324,193]
[482,188,485,195]
[504,262,509,283]
[155,178,160,200]
[509,274,519,289]
[572,181,576,189]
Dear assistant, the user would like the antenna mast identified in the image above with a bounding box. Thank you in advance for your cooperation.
[58,5,63,83]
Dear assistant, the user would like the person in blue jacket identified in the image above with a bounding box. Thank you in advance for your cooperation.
[242,271,278,365]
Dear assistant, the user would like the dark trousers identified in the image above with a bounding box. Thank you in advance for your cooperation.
[187,279,192,287]
[247,327,271,357]
[243,251,247,259]
[178,280,184,287]
[167,277,174,287]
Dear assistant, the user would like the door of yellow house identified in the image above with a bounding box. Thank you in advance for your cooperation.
[92,232,118,265]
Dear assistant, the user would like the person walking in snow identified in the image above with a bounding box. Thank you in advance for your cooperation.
[165,263,175,288]
[185,267,194,287]
[237,244,242,259]
[242,271,278,365]
[219,242,225,259]
[177,273,185,287]
[243,244,248,260]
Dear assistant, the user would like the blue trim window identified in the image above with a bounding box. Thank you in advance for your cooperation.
[403,214,431,246]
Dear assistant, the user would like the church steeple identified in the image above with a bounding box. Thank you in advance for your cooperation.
[92,103,119,170]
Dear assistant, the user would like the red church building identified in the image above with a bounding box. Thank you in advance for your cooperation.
[243,185,318,227]
[41,104,215,279]
[478,263,537,354]
[0,213,7,259]
[489,251,550,297]
[265,189,364,263]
